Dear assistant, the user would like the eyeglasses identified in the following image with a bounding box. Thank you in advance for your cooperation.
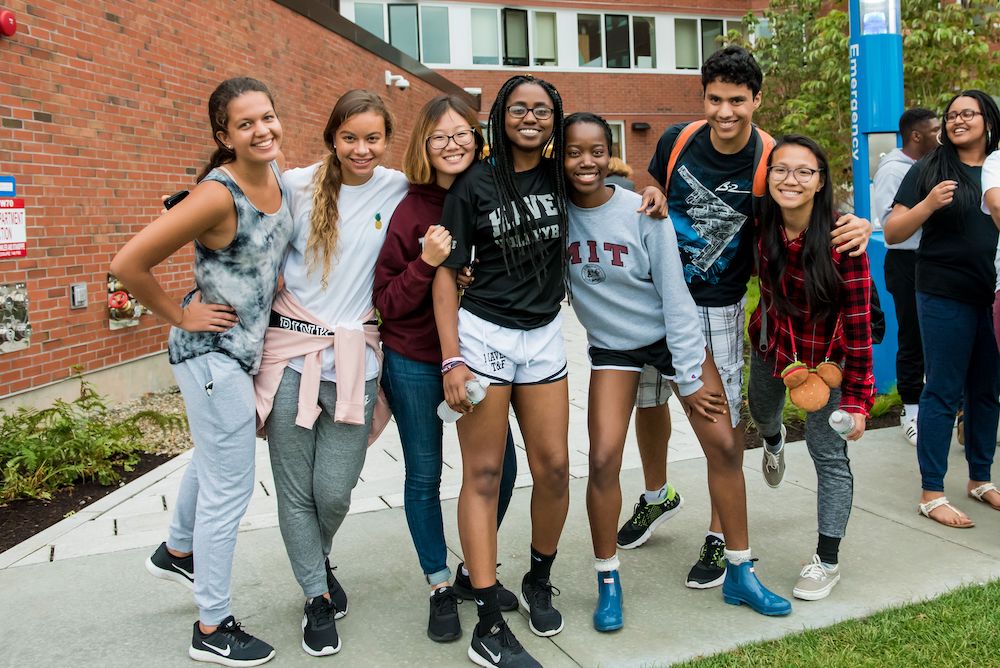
[944,109,983,124]
[506,104,554,120]
[426,129,475,150]
[768,166,823,184]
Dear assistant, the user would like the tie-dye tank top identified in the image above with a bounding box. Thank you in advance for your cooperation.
[167,162,293,374]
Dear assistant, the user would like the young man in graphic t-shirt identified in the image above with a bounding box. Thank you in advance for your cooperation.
[616,46,874,591]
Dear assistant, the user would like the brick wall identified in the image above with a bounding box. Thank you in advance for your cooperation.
[0,0,450,398]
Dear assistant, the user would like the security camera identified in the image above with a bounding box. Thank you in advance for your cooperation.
[384,70,411,90]
[394,77,410,90]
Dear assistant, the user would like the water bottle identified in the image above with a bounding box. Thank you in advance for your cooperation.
[437,379,488,423]
[828,410,855,439]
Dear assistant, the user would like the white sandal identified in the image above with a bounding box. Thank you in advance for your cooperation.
[917,496,975,528]
[968,483,1000,509]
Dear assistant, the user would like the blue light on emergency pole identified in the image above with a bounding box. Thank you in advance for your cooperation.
[849,0,903,393]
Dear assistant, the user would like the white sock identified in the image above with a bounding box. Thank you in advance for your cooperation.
[706,530,725,542]
[903,404,918,423]
[643,483,669,504]
[594,554,621,572]
[460,564,470,577]
[724,548,752,565]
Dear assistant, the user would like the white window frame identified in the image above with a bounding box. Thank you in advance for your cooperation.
[608,120,626,162]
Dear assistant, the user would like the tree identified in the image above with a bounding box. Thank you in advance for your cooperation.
[731,0,1000,203]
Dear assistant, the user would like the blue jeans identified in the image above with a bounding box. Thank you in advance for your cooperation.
[916,292,1000,491]
[382,347,517,585]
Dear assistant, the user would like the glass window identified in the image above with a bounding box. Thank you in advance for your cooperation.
[421,6,450,64]
[354,2,384,40]
[701,19,724,63]
[503,8,528,66]
[675,18,699,69]
[578,14,602,67]
[608,121,625,160]
[533,12,557,66]
[388,4,419,60]
[471,8,499,65]
[604,14,630,69]
[726,19,748,42]
[633,16,655,68]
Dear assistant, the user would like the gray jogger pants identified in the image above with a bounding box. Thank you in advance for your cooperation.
[748,352,854,538]
[168,352,257,625]
[266,367,376,598]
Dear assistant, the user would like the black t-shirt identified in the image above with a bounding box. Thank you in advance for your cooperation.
[441,160,564,329]
[894,159,998,306]
[648,124,757,307]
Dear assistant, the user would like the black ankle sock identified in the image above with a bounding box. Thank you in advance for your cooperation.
[528,545,556,583]
[473,583,502,636]
[816,533,840,565]
[763,431,782,446]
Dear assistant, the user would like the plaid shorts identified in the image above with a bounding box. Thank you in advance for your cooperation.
[635,297,746,429]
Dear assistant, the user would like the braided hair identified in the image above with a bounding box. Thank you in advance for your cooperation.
[485,75,568,282]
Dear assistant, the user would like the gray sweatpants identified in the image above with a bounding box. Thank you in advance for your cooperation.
[266,367,376,598]
[168,353,257,625]
[748,352,854,538]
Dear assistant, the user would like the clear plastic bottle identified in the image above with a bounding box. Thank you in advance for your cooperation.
[437,379,488,423]
[828,410,855,439]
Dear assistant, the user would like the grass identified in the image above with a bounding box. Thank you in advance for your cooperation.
[675,580,1000,668]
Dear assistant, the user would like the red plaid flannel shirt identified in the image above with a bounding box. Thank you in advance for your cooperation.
[748,230,875,416]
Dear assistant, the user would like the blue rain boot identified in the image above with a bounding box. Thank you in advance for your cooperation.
[593,570,623,632]
[722,560,791,616]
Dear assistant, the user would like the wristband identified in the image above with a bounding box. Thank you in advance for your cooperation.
[441,357,466,375]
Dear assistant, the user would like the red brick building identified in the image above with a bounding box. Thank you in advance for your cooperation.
[0,0,760,406]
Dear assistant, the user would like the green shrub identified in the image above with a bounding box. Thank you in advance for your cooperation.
[0,380,185,503]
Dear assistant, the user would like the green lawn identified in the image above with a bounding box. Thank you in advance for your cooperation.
[674,580,1000,668]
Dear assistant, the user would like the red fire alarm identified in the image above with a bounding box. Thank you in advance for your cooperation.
[0,10,16,37]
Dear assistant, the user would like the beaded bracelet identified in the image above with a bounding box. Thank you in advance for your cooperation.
[441,357,466,375]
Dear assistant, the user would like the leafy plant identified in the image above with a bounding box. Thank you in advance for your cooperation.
[0,380,185,502]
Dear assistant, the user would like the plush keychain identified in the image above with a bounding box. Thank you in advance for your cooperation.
[781,317,843,412]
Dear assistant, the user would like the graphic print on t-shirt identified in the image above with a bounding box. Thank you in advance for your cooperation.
[677,165,748,276]
[488,194,562,248]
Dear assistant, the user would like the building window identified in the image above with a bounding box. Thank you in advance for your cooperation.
[608,121,625,161]
[726,20,748,42]
[701,19,723,62]
[578,14,602,67]
[355,1,384,40]
[533,11,557,66]
[503,8,529,66]
[421,6,450,64]
[388,3,419,60]
[604,14,629,69]
[471,8,500,65]
[633,16,655,68]
[674,18,699,69]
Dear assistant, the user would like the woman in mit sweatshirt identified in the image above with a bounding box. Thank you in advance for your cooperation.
[563,112,789,632]
[373,95,519,644]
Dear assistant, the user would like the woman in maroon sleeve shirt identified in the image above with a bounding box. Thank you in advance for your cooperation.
[373,95,519,644]
[747,135,874,603]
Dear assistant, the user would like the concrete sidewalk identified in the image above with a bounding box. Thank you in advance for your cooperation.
[3,308,999,667]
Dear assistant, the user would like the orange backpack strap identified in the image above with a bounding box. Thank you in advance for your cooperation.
[752,126,775,198]
[663,119,708,193]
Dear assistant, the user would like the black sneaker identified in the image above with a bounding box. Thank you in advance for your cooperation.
[324,558,348,619]
[428,586,462,642]
[686,535,726,589]
[519,573,563,637]
[145,542,194,590]
[616,487,684,550]
[454,562,519,612]
[188,616,275,667]
[301,596,341,656]
[467,619,540,668]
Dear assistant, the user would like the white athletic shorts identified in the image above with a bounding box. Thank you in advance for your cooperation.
[457,308,568,386]
[634,297,746,428]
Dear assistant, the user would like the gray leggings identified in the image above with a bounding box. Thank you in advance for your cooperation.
[748,352,854,539]
[266,367,376,598]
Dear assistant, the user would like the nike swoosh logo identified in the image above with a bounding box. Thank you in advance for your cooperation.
[480,641,502,663]
[172,563,194,579]
[202,641,231,657]
[474,598,485,606]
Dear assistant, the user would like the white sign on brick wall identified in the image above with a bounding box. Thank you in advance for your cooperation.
[0,198,26,258]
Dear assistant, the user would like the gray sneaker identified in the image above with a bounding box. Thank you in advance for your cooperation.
[761,425,787,488]
[792,555,840,601]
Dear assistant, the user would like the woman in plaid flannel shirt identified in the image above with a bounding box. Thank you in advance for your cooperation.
[747,135,875,602]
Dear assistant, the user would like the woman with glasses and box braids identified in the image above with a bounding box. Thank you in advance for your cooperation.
[373,95,521,643]
[748,135,874,602]
[885,90,1000,529]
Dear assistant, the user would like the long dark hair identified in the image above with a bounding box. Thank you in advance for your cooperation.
[759,134,840,322]
[198,77,275,182]
[920,89,1000,213]
[486,75,568,279]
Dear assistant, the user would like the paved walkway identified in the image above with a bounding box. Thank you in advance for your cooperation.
[3,307,999,667]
